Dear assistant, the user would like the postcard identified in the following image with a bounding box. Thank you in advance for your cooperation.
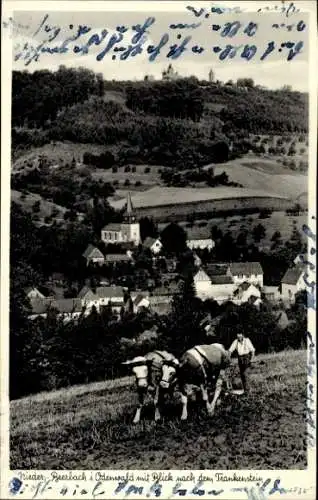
[1,0,317,499]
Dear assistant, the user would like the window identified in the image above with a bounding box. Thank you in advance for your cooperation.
[114,232,117,240]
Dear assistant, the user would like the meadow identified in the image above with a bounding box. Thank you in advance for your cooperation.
[10,349,307,470]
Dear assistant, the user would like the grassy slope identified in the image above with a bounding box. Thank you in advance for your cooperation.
[175,212,307,250]
[11,190,67,220]
[10,350,307,470]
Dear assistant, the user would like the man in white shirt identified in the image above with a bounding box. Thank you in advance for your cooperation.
[229,332,255,392]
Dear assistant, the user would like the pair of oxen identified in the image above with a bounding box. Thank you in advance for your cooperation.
[123,343,233,424]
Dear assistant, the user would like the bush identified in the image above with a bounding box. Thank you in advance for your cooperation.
[124,179,131,186]
[135,181,142,187]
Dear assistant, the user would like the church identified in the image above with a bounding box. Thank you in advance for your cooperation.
[101,192,141,246]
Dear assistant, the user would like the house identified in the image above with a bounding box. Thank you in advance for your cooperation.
[187,238,215,251]
[143,237,163,255]
[77,285,125,313]
[25,287,46,300]
[82,244,105,265]
[148,283,180,314]
[28,298,83,321]
[233,282,261,305]
[281,265,306,302]
[262,286,281,302]
[132,294,150,313]
[101,192,141,246]
[193,268,236,303]
[229,262,263,287]
[104,253,133,265]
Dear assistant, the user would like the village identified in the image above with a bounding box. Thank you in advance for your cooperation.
[26,192,307,325]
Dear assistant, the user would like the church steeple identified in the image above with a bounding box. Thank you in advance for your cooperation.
[123,192,136,223]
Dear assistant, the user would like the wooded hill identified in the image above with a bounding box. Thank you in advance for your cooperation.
[12,68,308,170]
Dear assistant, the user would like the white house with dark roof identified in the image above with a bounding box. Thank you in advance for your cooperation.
[233,282,261,305]
[193,268,236,303]
[77,285,125,313]
[228,262,263,287]
[82,244,105,265]
[281,265,306,301]
[143,237,163,254]
[101,192,141,246]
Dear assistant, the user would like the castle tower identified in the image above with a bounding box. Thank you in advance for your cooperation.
[120,192,141,245]
[209,69,214,83]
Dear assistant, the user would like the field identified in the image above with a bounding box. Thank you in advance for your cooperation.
[10,350,307,470]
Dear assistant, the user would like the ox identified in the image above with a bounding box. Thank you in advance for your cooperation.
[122,350,179,423]
[160,343,232,420]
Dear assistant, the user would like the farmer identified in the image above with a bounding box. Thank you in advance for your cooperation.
[229,331,255,393]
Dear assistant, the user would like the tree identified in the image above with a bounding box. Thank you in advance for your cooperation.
[139,217,158,242]
[32,200,41,213]
[237,78,255,88]
[166,275,205,354]
[160,223,187,254]
[252,224,266,243]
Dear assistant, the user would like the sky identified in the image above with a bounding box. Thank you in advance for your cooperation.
[4,1,315,90]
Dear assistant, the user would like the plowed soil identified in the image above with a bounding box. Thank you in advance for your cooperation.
[10,350,307,470]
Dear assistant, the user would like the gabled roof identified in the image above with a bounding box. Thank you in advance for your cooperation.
[95,286,124,298]
[143,237,160,248]
[83,244,104,259]
[102,222,122,231]
[134,294,150,306]
[211,275,234,285]
[282,266,304,285]
[194,269,211,281]
[206,263,230,277]
[78,286,94,299]
[30,298,83,314]
[56,298,83,313]
[229,262,263,275]
[151,284,180,296]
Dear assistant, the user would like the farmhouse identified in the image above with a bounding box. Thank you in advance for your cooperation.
[262,285,281,302]
[82,245,104,266]
[233,282,261,305]
[281,265,306,302]
[28,298,83,321]
[77,285,125,313]
[229,262,263,287]
[143,237,163,254]
[101,192,141,246]
[193,269,235,303]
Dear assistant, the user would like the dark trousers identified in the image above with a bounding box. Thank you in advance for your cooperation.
[238,355,251,391]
